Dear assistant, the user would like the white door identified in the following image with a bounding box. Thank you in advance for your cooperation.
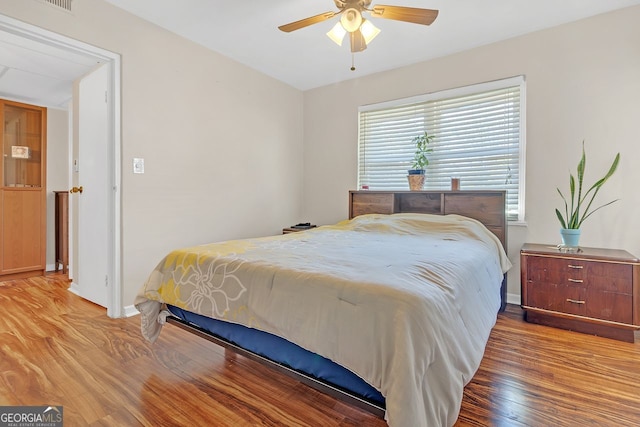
[74,64,110,307]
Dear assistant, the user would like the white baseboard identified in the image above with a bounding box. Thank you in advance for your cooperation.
[68,281,80,296]
[124,304,139,317]
[506,292,521,306]
[68,283,134,318]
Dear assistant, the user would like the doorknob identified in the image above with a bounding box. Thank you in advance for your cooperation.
[70,186,83,194]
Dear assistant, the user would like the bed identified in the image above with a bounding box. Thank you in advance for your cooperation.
[135,190,511,427]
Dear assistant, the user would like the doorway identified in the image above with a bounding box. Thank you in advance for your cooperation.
[0,14,122,317]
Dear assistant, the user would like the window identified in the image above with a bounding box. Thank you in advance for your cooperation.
[358,76,525,222]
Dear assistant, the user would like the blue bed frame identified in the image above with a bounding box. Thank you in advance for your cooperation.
[166,305,386,416]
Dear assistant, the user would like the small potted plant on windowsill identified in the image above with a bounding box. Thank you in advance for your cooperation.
[555,141,620,248]
[407,131,434,191]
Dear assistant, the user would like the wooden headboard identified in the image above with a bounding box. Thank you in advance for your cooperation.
[349,190,508,310]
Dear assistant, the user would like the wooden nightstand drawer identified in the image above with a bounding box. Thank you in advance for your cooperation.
[527,281,586,317]
[527,280,632,323]
[521,243,640,342]
[526,256,633,294]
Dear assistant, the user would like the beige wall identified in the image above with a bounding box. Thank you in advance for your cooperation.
[3,1,638,307]
[302,6,640,302]
[0,0,304,307]
[45,108,69,269]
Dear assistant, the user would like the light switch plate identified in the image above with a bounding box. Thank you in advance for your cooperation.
[133,158,144,174]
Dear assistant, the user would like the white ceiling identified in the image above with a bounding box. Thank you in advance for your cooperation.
[0,28,102,109]
[102,0,640,90]
[1,0,640,108]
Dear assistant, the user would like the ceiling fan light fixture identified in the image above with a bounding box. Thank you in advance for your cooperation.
[327,21,347,46]
[350,29,367,53]
[360,19,380,44]
[340,8,362,32]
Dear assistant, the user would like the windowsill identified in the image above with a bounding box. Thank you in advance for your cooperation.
[508,220,528,227]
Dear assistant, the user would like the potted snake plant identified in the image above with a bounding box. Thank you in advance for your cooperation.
[555,141,620,247]
[407,131,434,191]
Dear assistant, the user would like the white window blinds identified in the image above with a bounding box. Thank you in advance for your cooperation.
[358,76,525,221]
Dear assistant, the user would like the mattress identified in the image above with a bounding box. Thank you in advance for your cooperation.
[135,213,512,427]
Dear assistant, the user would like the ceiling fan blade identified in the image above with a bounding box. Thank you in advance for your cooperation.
[350,29,367,53]
[278,11,337,32]
[371,5,438,25]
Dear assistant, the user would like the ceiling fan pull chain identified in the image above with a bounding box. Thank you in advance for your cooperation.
[351,53,356,71]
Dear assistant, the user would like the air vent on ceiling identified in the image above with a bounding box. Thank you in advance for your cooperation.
[41,0,73,12]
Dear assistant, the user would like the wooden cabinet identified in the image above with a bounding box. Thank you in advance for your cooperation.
[521,243,640,342]
[54,191,69,274]
[349,190,508,310]
[0,99,47,280]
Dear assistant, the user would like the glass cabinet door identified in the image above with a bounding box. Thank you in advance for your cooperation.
[3,103,44,188]
[0,99,47,277]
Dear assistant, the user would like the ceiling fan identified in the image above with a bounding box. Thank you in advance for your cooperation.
[278,0,439,53]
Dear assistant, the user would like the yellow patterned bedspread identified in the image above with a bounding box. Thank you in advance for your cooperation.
[135,213,511,427]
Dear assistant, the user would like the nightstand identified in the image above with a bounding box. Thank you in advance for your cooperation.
[520,243,640,342]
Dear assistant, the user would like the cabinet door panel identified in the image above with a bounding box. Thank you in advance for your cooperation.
[2,190,43,272]
[351,193,394,217]
[397,193,441,214]
[585,289,633,324]
[1,100,46,279]
[443,193,504,227]
[585,275,633,294]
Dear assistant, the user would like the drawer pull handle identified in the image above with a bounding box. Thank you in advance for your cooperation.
[567,264,583,269]
[566,298,586,305]
[567,278,584,283]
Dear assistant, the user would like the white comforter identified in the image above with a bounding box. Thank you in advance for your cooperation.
[135,213,511,427]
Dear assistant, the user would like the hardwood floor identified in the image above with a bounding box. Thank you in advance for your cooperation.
[1,274,639,426]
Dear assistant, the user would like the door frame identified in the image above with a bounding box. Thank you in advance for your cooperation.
[0,14,123,317]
